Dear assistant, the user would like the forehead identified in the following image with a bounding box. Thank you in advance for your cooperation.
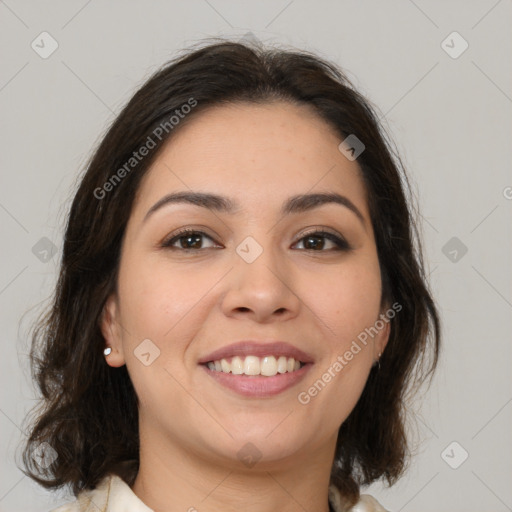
[133,101,368,218]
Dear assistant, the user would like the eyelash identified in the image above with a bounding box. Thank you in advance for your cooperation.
[161,228,351,252]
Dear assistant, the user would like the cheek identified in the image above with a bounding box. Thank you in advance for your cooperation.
[117,254,216,339]
[296,260,382,428]
[115,256,227,398]
[300,256,382,419]
[115,258,212,408]
[302,256,383,349]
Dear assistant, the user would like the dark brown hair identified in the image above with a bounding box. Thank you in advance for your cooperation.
[20,37,440,506]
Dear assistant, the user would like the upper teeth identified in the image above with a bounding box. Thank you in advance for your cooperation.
[206,355,302,376]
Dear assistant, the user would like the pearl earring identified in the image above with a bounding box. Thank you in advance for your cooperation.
[373,352,382,370]
[104,347,112,356]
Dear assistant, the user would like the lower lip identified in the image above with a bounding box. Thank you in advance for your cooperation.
[200,364,313,398]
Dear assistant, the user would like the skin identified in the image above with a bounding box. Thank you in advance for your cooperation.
[101,101,390,512]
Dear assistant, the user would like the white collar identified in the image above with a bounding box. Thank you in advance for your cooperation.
[52,473,389,512]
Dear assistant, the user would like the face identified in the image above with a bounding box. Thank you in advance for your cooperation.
[101,101,390,470]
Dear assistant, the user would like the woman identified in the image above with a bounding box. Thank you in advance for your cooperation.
[21,38,440,512]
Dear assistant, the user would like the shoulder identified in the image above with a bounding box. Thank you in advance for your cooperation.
[47,474,111,512]
[49,503,80,512]
[48,473,153,512]
[349,494,390,512]
[50,475,388,512]
[329,484,390,512]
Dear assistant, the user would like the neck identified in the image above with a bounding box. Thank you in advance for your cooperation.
[131,419,337,512]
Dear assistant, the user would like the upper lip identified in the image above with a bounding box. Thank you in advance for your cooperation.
[198,341,315,364]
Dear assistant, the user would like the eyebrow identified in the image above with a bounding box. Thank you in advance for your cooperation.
[143,191,366,228]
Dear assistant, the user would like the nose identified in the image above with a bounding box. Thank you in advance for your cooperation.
[220,243,301,324]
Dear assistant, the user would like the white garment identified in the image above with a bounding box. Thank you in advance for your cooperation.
[49,473,389,512]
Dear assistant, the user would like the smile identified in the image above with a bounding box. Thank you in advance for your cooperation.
[201,360,313,398]
[198,340,314,397]
[205,355,305,376]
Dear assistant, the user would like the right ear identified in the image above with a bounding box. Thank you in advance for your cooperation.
[100,294,126,368]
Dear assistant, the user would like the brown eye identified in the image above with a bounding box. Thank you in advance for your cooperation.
[293,231,350,251]
[162,230,219,250]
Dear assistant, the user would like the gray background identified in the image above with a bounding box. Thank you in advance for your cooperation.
[1,1,511,511]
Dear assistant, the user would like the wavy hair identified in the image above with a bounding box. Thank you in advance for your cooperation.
[20,37,440,506]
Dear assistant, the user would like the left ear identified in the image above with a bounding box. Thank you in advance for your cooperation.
[99,293,127,368]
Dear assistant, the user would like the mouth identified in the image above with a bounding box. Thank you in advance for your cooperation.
[202,355,306,376]
[198,341,314,397]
